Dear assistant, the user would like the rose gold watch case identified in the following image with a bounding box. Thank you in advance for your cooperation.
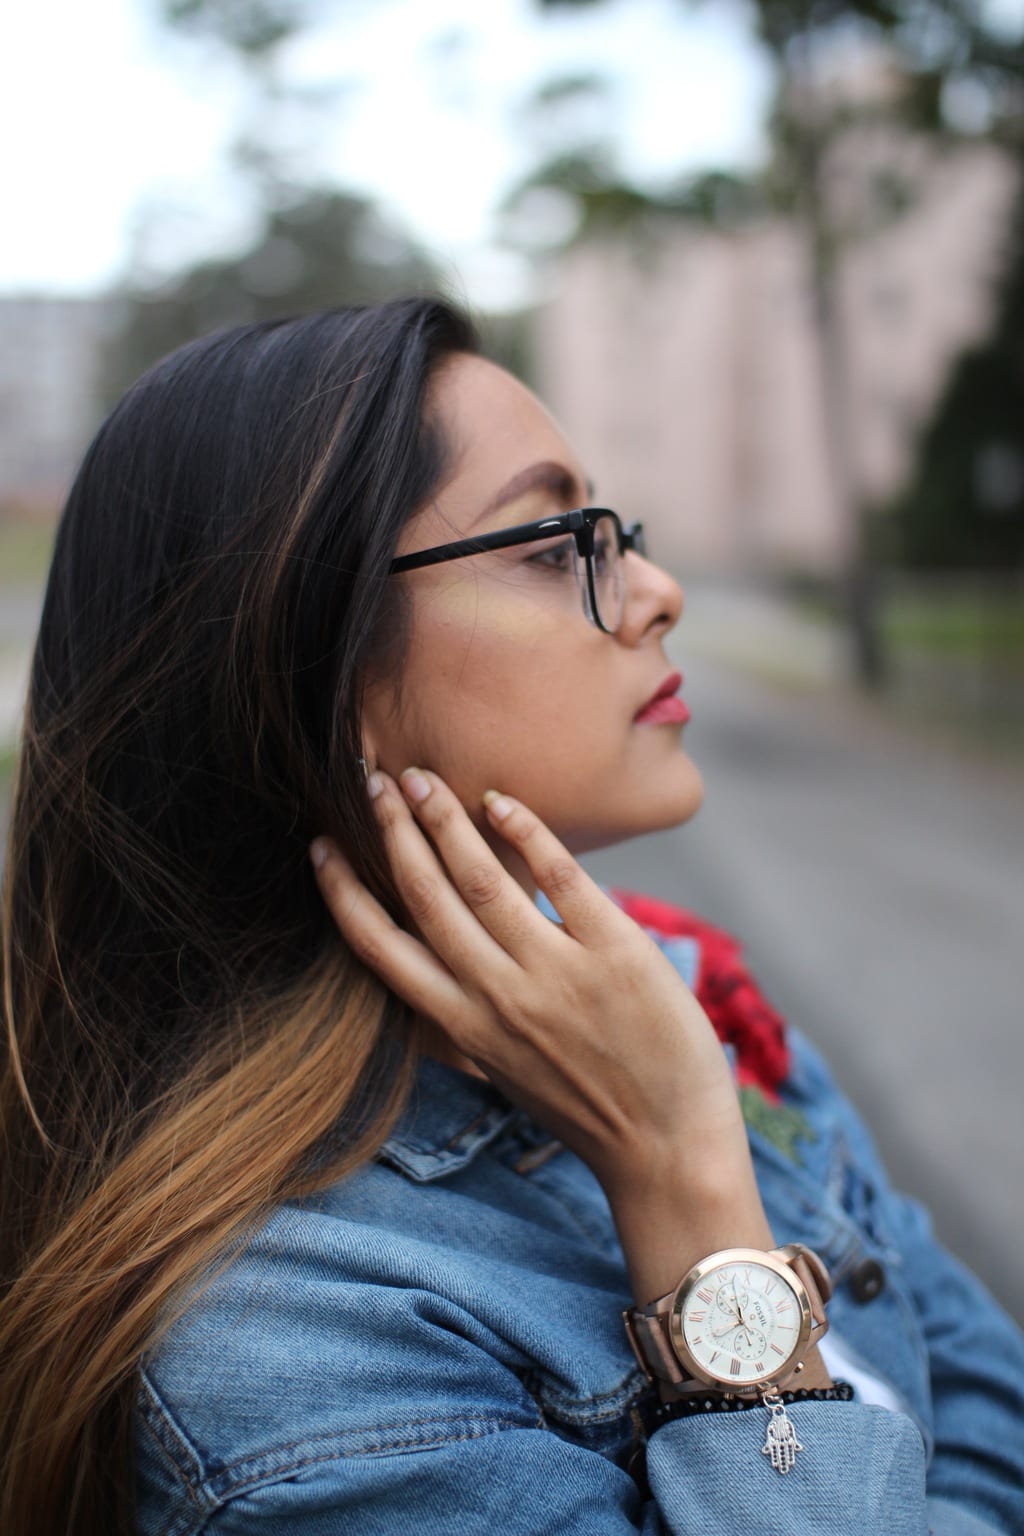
[667,1246,815,1391]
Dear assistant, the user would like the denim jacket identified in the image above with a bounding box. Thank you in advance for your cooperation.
[135,901,1024,1535]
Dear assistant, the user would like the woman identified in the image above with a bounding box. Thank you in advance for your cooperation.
[1,298,1021,1536]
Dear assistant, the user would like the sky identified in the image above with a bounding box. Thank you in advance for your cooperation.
[2,0,774,306]
[6,0,1023,308]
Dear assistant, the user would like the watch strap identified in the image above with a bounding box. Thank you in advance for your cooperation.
[624,1301,688,1389]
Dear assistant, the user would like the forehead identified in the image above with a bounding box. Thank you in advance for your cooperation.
[419,354,589,535]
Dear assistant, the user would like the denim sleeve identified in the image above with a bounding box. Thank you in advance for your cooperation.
[195,1402,933,1535]
[791,1032,1024,1536]
[869,1184,1024,1535]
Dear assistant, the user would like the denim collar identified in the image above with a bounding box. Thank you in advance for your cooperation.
[379,886,705,1184]
[379,891,569,1183]
[379,1054,519,1183]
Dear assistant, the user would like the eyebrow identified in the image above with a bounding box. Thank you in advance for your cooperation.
[469,460,595,531]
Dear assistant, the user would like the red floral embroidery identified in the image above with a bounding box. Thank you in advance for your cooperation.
[609,890,790,1103]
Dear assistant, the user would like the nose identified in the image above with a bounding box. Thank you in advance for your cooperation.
[616,551,684,645]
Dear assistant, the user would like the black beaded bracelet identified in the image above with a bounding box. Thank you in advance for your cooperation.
[626,1380,856,1495]
[649,1378,854,1428]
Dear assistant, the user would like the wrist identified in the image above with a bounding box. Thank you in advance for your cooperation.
[625,1242,835,1408]
[606,1157,773,1308]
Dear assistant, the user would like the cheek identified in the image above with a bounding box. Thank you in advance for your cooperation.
[401,589,612,777]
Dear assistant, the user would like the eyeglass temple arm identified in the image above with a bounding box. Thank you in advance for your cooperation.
[389,512,594,574]
[389,510,641,574]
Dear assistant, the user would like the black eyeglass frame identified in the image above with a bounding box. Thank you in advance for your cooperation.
[388,506,646,635]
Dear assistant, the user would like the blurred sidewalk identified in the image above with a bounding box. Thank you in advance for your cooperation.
[680,579,848,691]
[678,576,1024,783]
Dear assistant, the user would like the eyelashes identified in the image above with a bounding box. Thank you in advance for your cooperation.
[521,540,576,573]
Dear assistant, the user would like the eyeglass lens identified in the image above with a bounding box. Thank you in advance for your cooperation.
[580,513,626,632]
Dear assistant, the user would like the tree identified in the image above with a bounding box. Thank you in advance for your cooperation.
[535,0,1024,687]
[895,181,1024,570]
[104,2,446,395]
[103,191,442,401]
[753,3,1024,683]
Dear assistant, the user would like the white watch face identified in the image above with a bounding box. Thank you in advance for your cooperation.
[674,1255,806,1388]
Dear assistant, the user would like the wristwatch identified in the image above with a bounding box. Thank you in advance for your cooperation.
[623,1244,833,1474]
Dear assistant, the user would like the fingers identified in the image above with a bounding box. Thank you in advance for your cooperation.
[311,766,622,1016]
[379,764,617,951]
[309,838,475,1034]
[481,789,618,944]
[390,768,556,964]
[366,771,525,986]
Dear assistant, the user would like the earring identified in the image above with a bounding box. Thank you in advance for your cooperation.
[358,756,369,778]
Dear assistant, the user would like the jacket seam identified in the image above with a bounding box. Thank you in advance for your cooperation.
[207,1413,544,1499]
[515,1175,613,1252]
[136,1368,213,1532]
[529,1362,649,1425]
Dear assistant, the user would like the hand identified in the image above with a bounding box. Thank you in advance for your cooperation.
[312,767,774,1304]
[310,767,754,1204]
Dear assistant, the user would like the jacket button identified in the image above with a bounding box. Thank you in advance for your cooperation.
[849,1257,886,1304]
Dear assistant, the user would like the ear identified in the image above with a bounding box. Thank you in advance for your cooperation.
[358,721,380,778]
[358,676,397,778]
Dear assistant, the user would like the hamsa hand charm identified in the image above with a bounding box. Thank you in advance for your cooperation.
[762,1400,804,1474]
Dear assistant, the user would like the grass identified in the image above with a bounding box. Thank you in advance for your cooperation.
[0,744,15,837]
[0,519,56,586]
[880,594,1024,662]
[793,582,1024,666]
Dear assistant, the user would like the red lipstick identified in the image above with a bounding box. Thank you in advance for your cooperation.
[634,670,690,726]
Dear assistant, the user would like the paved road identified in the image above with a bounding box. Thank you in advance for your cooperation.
[582,640,1024,1327]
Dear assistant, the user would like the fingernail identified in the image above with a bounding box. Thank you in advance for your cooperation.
[309,838,330,869]
[482,790,513,821]
[400,768,431,803]
[366,772,385,800]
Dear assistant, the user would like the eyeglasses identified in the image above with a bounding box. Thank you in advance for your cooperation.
[389,506,646,635]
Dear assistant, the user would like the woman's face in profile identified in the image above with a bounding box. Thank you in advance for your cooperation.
[362,353,704,854]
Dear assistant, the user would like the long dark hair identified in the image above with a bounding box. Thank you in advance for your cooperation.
[1,298,479,1535]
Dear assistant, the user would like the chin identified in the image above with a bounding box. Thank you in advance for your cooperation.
[561,761,705,856]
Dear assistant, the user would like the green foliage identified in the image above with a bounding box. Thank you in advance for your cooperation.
[158,0,314,60]
[103,191,443,400]
[894,135,1024,572]
[893,169,1024,572]
[503,146,761,245]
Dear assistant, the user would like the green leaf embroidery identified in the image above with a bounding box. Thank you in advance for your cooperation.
[739,1086,817,1165]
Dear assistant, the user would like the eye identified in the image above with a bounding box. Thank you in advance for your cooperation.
[524,538,575,574]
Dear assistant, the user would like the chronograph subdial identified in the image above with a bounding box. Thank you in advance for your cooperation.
[732,1325,768,1361]
[714,1279,749,1317]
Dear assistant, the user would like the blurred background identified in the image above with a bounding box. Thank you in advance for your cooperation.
[1,0,1022,1321]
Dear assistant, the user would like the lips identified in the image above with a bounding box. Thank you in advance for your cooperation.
[635,696,691,725]
[634,670,690,726]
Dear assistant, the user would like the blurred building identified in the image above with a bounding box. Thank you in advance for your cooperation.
[534,143,1018,578]
[0,296,116,514]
